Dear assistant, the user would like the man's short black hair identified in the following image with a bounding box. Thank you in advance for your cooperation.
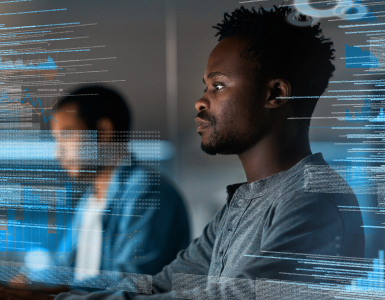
[57,85,131,137]
[213,6,335,127]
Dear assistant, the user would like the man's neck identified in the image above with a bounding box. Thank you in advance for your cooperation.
[71,149,128,201]
[93,166,114,201]
[91,148,129,200]
[238,131,312,184]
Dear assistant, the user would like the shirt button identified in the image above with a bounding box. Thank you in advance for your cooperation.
[219,251,223,255]
[227,226,233,232]
[238,200,244,207]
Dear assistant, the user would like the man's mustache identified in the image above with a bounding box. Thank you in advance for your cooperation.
[196,111,216,125]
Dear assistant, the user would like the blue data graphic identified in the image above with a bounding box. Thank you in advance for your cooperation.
[348,0,376,22]
[0,92,57,123]
[345,45,379,69]
[356,9,377,22]
[344,99,373,123]
[0,56,57,71]
[342,99,385,123]
[371,108,385,123]
[0,56,58,81]
[0,183,73,253]
[347,250,385,291]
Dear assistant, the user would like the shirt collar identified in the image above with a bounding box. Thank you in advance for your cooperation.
[107,155,135,192]
[80,154,134,203]
[225,152,325,206]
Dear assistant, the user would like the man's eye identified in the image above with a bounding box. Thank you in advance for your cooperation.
[214,84,224,90]
[203,84,223,93]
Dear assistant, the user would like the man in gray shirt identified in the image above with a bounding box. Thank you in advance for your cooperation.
[0,5,364,300]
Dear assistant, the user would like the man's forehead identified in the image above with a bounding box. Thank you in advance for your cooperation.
[204,51,236,80]
[204,44,251,81]
[210,36,247,57]
[51,108,83,131]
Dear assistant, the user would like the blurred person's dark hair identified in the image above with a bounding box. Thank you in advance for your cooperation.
[57,85,131,142]
[213,6,335,128]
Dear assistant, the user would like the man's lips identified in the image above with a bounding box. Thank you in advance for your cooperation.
[195,117,211,131]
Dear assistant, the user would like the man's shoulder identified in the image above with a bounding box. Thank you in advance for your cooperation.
[273,179,358,222]
[274,184,357,218]
[270,163,364,258]
[270,153,356,203]
[116,164,186,206]
[260,155,361,230]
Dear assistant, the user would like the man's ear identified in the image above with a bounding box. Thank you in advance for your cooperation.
[96,118,114,142]
[264,79,291,109]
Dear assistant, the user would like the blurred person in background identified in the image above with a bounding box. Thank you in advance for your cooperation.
[11,85,190,290]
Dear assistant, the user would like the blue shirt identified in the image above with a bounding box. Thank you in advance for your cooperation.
[52,163,190,277]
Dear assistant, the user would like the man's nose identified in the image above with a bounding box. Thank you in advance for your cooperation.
[195,97,209,112]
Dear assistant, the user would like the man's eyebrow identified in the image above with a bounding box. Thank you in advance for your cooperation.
[208,71,229,79]
[203,71,230,84]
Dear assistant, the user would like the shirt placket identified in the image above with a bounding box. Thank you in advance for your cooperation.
[217,196,251,276]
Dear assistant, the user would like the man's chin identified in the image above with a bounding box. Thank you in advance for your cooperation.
[200,140,246,156]
[200,132,242,155]
[200,142,231,156]
[200,143,218,155]
[200,133,220,155]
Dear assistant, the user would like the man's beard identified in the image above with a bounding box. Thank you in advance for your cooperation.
[197,111,256,156]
